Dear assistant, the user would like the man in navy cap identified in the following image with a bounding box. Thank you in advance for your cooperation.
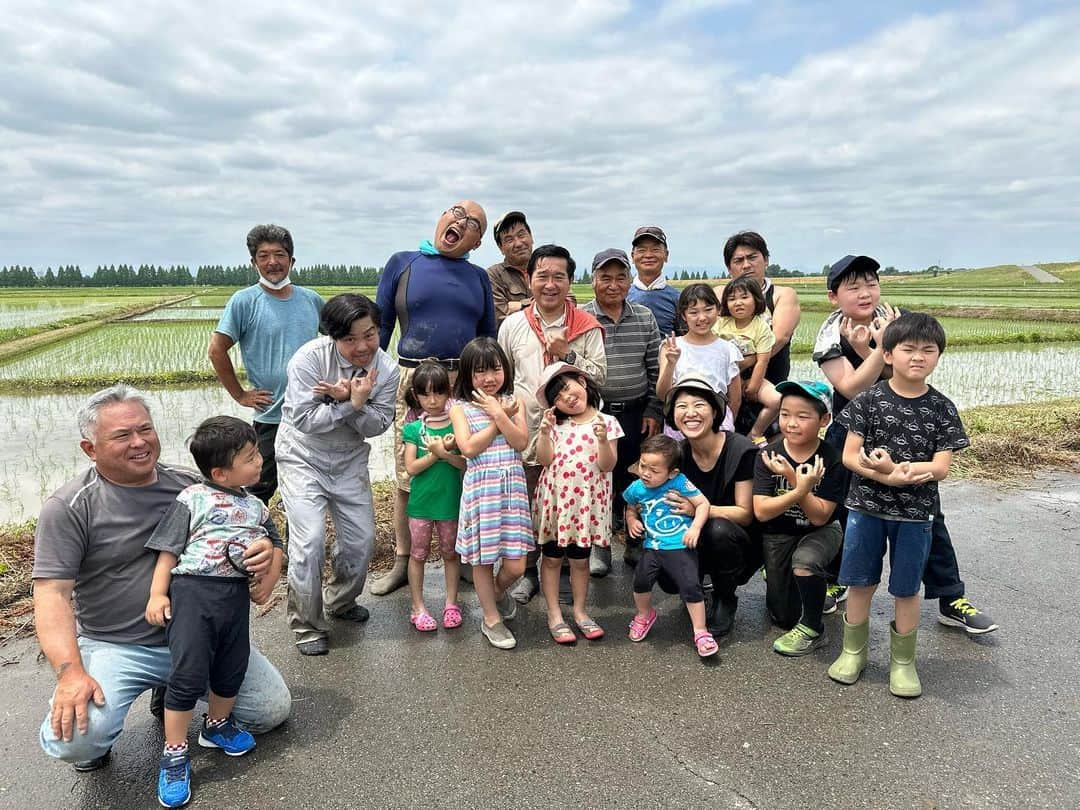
[627,226,682,337]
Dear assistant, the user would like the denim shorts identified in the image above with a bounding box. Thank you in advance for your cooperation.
[838,510,933,597]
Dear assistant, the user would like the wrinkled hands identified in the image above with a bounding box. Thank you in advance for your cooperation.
[50,667,106,741]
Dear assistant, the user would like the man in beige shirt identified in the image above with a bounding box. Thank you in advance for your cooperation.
[486,211,534,327]
[498,243,607,602]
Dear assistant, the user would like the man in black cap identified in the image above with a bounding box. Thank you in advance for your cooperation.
[582,248,663,573]
[627,226,682,337]
[487,211,534,328]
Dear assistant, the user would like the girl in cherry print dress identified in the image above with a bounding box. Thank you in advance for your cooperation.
[533,363,623,644]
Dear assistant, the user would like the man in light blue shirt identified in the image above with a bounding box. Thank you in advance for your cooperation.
[208,224,323,504]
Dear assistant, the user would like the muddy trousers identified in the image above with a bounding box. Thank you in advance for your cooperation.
[277,431,375,646]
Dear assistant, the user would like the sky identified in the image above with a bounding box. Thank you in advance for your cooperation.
[1,0,1078,275]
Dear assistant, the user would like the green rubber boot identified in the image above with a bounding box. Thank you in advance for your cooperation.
[889,621,922,698]
[827,615,869,685]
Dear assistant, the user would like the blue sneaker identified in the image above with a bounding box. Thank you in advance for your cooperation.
[197,715,256,756]
[157,752,191,808]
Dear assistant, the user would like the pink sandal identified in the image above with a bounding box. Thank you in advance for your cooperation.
[410,611,437,632]
[628,608,657,642]
[694,631,719,657]
[442,603,463,630]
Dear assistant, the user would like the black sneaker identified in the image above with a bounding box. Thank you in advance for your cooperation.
[938,597,999,634]
[823,585,848,615]
[150,686,165,720]
[707,594,738,638]
[72,749,111,773]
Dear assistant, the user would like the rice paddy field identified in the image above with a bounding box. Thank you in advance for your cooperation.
[0,267,1077,523]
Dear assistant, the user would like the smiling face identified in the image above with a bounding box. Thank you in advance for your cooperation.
[471,361,506,396]
[251,241,294,286]
[530,256,571,318]
[497,221,533,269]
[631,237,668,283]
[434,200,486,258]
[334,315,380,368]
[671,391,717,439]
[80,400,161,486]
[637,451,677,489]
[550,374,589,416]
[215,441,263,489]
[592,261,631,311]
[727,244,767,283]
[884,339,941,384]
[828,273,881,323]
[779,395,829,448]
[682,298,719,338]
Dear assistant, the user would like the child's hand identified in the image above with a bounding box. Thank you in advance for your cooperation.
[471,389,504,419]
[442,433,458,453]
[745,380,760,399]
[840,317,872,355]
[145,594,171,626]
[888,461,934,486]
[539,407,556,436]
[859,446,895,473]
[869,303,900,345]
[683,526,700,549]
[313,378,351,402]
[661,334,681,364]
[761,450,796,483]
[501,395,520,419]
[249,575,276,606]
[425,437,446,458]
[592,417,608,441]
[626,514,645,539]
[794,457,825,492]
[350,366,379,408]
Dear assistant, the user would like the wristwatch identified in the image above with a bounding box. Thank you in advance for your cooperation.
[564,350,577,365]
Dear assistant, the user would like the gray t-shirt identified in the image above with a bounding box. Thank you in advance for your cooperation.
[32,464,201,646]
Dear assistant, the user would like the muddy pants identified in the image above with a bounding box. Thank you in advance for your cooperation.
[277,426,375,646]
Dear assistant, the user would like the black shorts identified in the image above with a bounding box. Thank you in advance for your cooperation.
[633,547,704,603]
[540,541,592,560]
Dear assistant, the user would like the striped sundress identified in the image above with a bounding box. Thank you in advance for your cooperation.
[455,402,534,565]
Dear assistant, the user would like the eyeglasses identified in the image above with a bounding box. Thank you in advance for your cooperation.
[447,206,483,233]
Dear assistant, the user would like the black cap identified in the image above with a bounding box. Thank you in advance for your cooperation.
[632,226,667,247]
[827,255,880,292]
[591,248,631,274]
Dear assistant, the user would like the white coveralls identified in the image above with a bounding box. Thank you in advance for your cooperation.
[276,336,399,645]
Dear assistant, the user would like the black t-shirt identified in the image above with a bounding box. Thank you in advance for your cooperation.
[836,381,969,521]
[762,281,791,384]
[752,438,845,536]
[679,432,757,506]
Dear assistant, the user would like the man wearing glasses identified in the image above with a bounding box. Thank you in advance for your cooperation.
[498,244,607,603]
[372,201,497,595]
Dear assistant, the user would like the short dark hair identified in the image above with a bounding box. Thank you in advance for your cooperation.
[640,435,681,471]
[723,231,769,268]
[319,293,381,339]
[405,360,452,411]
[666,386,728,432]
[188,415,258,479]
[246,224,294,258]
[677,283,720,316]
[545,372,602,421]
[496,214,531,246]
[719,276,766,317]
[527,244,576,281]
[883,311,947,353]
[454,337,515,400]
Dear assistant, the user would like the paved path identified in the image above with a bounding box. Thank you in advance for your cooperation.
[2,474,1079,809]
[1018,264,1064,282]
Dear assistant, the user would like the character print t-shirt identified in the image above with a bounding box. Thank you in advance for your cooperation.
[622,473,703,551]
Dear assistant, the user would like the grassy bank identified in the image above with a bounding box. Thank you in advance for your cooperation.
[3,401,1079,639]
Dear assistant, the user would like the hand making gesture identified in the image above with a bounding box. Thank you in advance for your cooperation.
[349,366,379,409]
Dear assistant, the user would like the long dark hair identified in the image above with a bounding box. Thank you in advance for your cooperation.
[454,337,514,399]
[405,360,452,411]
[544,371,602,421]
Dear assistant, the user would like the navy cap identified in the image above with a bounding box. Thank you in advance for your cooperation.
[826,254,880,292]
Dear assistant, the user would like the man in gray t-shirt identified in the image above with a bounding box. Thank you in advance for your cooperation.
[32,385,291,771]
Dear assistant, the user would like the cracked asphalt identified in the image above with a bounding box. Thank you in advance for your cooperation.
[2,473,1078,809]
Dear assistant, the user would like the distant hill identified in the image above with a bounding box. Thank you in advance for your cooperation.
[917,262,1080,287]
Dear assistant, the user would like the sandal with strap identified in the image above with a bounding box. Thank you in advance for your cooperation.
[548,622,577,645]
[410,612,437,632]
[628,608,657,642]
[442,603,463,629]
[694,631,719,658]
[576,618,605,641]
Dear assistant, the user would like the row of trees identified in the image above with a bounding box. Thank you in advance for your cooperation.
[0,264,382,287]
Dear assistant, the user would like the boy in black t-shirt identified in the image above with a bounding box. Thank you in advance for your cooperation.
[811,254,996,635]
[828,313,969,699]
[753,380,845,656]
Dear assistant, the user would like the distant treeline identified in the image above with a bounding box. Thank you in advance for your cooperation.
[0,264,382,288]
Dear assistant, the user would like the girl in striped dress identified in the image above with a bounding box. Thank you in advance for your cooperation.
[450,338,534,650]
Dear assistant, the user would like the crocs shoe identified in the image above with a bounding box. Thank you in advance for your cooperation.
[410,611,437,632]
[442,603,463,629]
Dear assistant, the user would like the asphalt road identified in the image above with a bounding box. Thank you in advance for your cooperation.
[2,473,1078,809]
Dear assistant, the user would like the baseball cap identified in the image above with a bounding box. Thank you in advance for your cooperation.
[775,380,833,415]
[493,211,529,242]
[826,254,880,292]
[632,226,667,247]
[591,248,631,274]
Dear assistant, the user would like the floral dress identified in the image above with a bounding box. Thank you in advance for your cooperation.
[533,413,624,548]
[454,402,534,565]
